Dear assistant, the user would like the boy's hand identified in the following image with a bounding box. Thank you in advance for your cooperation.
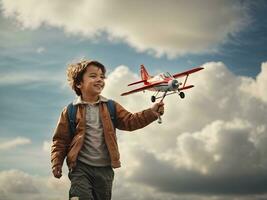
[52,166,62,179]
[151,101,165,116]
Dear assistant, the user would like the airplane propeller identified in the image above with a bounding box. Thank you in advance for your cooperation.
[172,79,179,88]
[168,79,179,90]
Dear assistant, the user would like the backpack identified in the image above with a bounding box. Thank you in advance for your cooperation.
[67,100,117,138]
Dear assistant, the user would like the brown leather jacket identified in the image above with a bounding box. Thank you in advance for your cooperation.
[51,101,158,170]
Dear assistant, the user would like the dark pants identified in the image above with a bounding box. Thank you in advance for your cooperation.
[68,160,114,200]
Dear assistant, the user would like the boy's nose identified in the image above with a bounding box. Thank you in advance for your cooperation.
[95,77,105,83]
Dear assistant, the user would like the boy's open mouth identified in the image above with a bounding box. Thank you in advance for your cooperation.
[94,84,103,89]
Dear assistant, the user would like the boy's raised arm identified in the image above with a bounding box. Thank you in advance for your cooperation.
[115,101,164,131]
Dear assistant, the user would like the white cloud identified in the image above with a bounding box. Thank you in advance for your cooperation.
[0,137,31,150]
[42,140,51,153]
[174,119,260,175]
[103,61,267,197]
[0,169,69,200]
[36,47,45,54]
[1,0,250,57]
[0,70,65,85]
[0,170,38,194]
[240,62,267,103]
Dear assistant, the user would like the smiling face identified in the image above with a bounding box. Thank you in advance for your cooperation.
[77,64,106,99]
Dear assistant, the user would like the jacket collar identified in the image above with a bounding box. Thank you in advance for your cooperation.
[73,95,108,106]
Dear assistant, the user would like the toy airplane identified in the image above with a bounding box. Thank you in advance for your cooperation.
[121,65,204,124]
[121,64,204,102]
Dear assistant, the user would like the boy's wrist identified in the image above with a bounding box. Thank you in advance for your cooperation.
[149,108,161,118]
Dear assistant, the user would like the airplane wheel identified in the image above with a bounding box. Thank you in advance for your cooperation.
[151,96,156,102]
[179,92,185,99]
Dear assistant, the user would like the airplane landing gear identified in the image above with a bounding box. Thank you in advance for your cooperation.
[179,92,185,99]
[151,91,159,102]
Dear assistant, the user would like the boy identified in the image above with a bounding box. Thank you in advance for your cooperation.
[51,60,164,200]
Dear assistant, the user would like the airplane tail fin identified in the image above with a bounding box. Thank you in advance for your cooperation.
[140,65,151,81]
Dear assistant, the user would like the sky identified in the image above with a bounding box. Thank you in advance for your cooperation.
[0,0,267,200]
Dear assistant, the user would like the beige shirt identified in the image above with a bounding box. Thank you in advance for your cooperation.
[73,95,111,166]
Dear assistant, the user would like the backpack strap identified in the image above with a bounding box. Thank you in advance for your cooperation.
[67,100,117,138]
[67,103,77,138]
[106,100,117,129]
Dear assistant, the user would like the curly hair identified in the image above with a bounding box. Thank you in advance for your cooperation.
[66,60,106,96]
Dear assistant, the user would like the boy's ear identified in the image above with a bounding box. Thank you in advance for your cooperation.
[76,83,82,89]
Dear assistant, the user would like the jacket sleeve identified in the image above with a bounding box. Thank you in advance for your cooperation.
[51,107,72,169]
[115,102,159,131]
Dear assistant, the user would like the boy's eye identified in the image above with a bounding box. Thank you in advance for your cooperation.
[88,74,105,79]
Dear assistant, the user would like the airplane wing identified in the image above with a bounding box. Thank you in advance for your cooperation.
[173,67,204,78]
[179,85,194,90]
[128,79,147,86]
[121,80,167,96]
